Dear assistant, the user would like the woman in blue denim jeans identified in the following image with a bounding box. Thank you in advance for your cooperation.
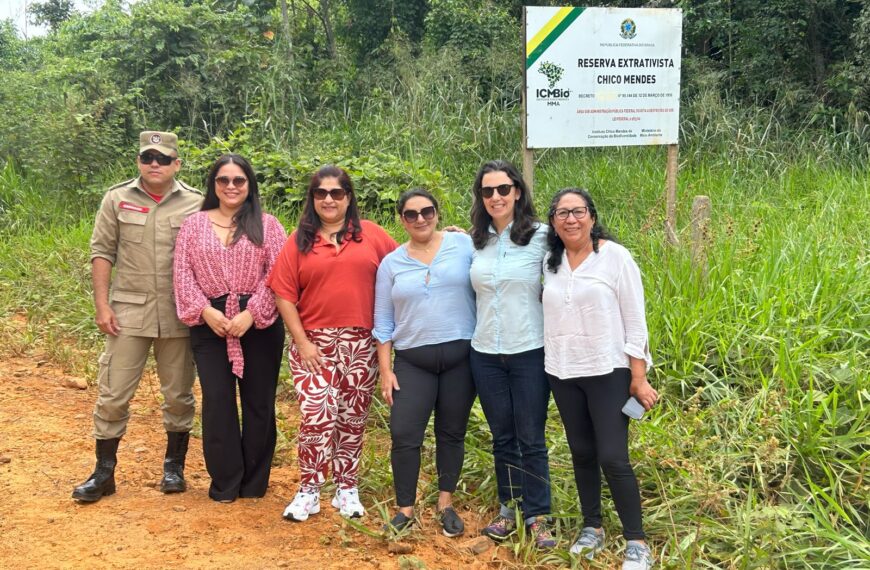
[468,159,554,549]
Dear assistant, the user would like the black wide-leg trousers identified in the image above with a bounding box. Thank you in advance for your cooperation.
[190,299,285,502]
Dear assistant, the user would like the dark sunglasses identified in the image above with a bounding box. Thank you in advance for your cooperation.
[312,187,348,201]
[401,206,437,223]
[480,184,513,198]
[139,152,175,166]
[215,176,248,188]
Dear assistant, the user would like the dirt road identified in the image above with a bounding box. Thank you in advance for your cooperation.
[0,354,502,569]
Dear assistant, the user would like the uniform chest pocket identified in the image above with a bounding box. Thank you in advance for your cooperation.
[169,214,186,241]
[118,210,148,243]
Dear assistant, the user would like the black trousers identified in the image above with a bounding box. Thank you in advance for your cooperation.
[548,368,646,540]
[190,296,285,502]
[390,339,476,507]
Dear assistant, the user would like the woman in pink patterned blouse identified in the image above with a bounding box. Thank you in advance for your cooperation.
[174,153,287,503]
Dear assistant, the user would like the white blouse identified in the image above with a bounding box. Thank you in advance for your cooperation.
[542,241,652,379]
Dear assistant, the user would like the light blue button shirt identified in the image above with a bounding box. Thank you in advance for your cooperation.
[470,223,548,354]
[374,231,476,350]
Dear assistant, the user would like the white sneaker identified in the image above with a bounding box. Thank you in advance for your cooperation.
[282,490,320,522]
[570,527,605,558]
[331,487,365,518]
[622,540,654,570]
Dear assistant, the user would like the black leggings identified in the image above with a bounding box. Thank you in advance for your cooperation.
[548,368,646,540]
[190,296,285,502]
[390,339,476,507]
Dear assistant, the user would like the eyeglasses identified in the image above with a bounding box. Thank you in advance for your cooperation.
[313,187,348,201]
[480,184,513,198]
[139,152,175,166]
[553,207,589,221]
[215,176,248,188]
[401,206,437,223]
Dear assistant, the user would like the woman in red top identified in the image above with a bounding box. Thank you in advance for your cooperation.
[269,165,397,522]
[174,154,287,502]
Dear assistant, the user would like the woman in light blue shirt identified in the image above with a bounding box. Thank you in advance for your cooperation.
[468,160,554,548]
[374,189,476,538]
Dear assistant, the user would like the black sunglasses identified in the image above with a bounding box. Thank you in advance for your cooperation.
[139,152,175,166]
[215,176,248,188]
[313,187,348,201]
[402,206,437,223]
[480,184,513,198]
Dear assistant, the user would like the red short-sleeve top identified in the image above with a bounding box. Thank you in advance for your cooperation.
[267,220,398,330]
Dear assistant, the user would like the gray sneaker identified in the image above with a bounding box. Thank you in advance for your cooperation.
[570,526,605,558]
[622,540,653,570]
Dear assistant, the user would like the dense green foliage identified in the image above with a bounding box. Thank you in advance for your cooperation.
[2,0,869,202]
[1,1,868,567]
[27,0,77,32]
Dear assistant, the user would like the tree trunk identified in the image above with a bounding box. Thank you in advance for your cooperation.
[320,0,336,58]
[280,0,293,63]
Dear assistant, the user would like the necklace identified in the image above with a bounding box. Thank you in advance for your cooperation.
[408,234,440,253]
[210,219,236,229]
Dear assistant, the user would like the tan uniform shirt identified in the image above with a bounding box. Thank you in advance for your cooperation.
[90,177,203,338]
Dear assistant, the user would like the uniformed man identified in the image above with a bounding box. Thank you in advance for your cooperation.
[72,131,203,503]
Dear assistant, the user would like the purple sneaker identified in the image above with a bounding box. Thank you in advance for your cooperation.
[527,516,556,549]
[482,514,516,541]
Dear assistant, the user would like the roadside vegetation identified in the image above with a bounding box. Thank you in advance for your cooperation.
[1,1,868,567]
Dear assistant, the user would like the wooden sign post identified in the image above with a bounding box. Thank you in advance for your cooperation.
[521,10,536,195]
[665,143,679,244]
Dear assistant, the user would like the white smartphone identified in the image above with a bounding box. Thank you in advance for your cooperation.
[621,396,645,420]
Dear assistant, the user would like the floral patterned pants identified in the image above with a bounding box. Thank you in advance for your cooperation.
[288,327,378,491]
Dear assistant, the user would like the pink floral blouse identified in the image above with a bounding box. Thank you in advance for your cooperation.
[174,211,287,377]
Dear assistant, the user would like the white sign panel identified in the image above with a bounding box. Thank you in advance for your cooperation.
[525,7,682,148]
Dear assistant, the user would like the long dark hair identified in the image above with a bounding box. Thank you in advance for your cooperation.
[203,153,263,246]
[295,165,363,253]
[545,188,617,273]
[470,159,539,250]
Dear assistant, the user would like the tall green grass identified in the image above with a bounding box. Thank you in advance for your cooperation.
[1,82,867,567]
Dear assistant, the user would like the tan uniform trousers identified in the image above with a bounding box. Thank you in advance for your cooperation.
[93,333,195,440]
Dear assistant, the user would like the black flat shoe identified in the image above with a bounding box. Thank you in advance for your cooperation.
[438,507,465,538]
[382,512,414,534]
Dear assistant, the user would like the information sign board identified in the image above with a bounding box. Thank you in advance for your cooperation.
[525,7,682,148]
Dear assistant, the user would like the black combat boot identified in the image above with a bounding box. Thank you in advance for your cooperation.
[71,438,120,502]
[159,431,190,493]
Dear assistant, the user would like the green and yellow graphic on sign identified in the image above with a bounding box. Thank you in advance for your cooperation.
[526,7,585,70]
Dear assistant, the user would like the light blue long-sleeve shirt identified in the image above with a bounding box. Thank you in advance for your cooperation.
[373,231,476,350]
[470,223,547,355]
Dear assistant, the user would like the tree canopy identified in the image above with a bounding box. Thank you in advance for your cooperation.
[1,0,867,196]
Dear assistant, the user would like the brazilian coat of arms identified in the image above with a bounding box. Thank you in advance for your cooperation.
[620,18,637,40]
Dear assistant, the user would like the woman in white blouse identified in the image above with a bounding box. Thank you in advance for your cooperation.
[542,188,657,570]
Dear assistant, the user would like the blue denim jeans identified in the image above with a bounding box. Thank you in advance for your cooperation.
[470,347,551,520]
